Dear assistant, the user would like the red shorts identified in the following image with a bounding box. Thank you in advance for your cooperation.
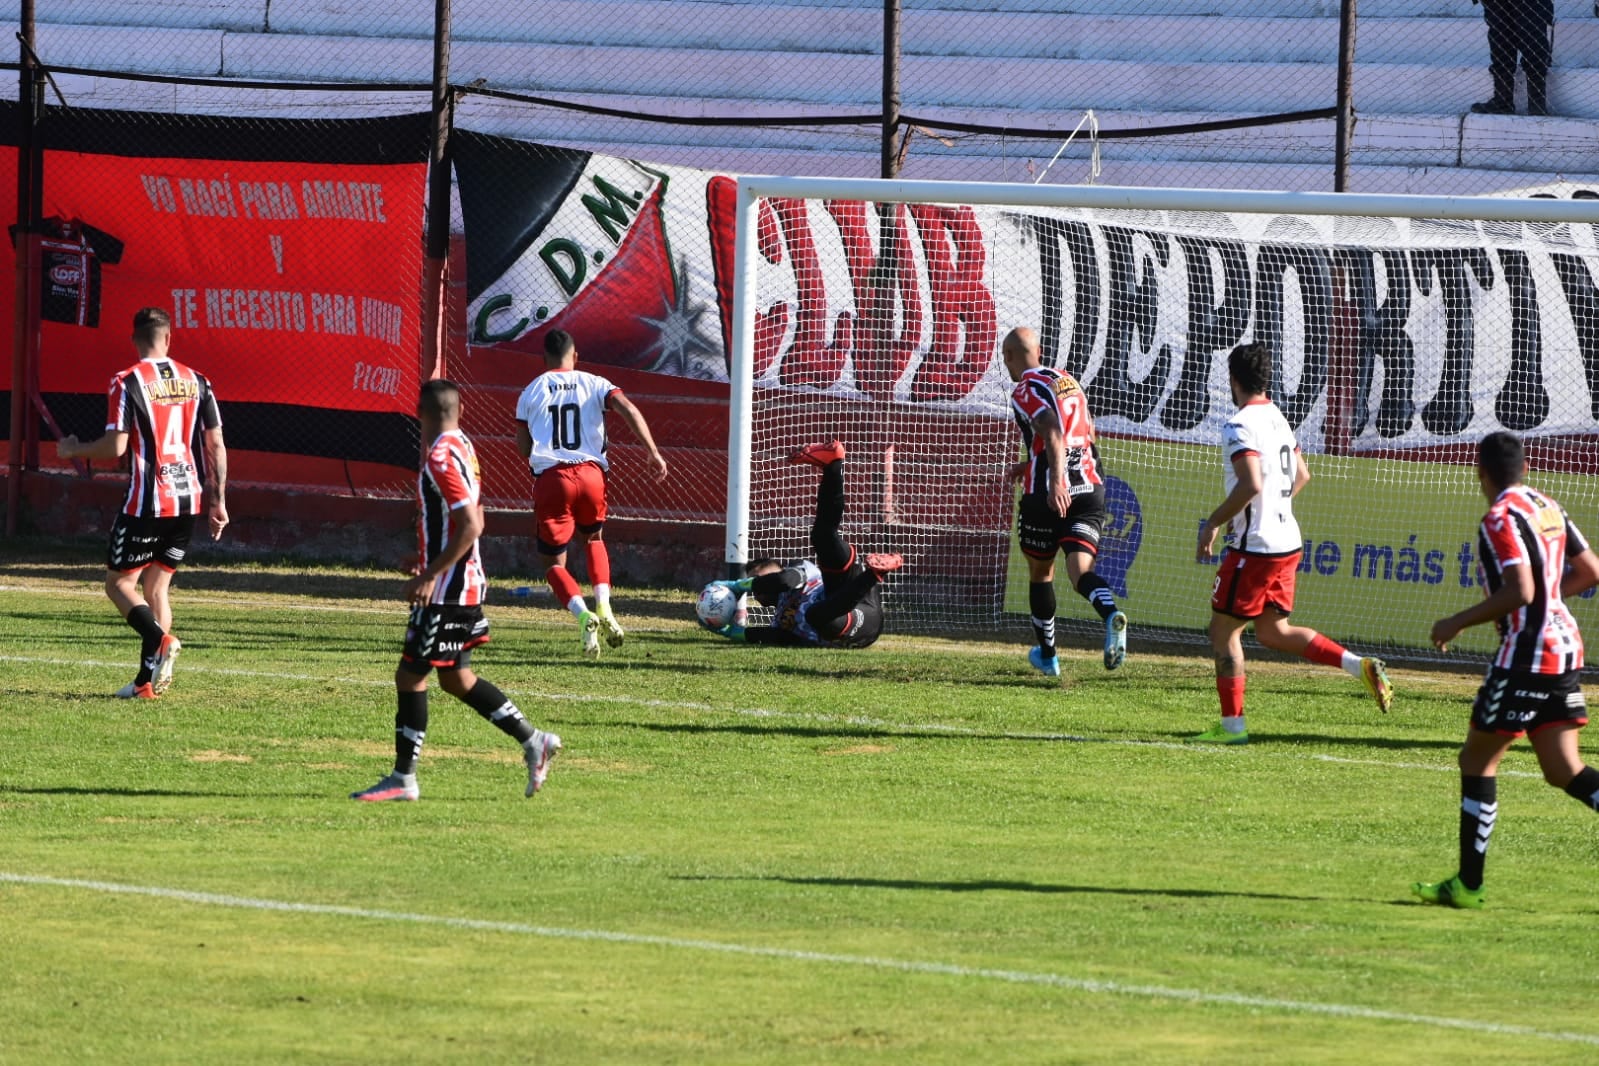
[534,462,607,552]
[1212,549,1301,619]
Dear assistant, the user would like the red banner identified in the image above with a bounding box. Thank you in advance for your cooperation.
[17,109,430,480]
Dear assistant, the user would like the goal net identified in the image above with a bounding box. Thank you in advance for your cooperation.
[727,178,1599,659]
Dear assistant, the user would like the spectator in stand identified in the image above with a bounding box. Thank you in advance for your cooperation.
[1471,0,1553,116]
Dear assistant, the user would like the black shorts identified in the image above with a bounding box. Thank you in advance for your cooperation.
[107,513,195,572]
[814,585,884,649]
[1471,667,1588,737]
[400,604,491,672]
[1018,486,1106,560]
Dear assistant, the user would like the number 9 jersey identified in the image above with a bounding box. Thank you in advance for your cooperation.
[1221,397,1302,556]
[514,368,619,476]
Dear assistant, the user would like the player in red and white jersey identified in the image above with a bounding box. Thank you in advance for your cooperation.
[1194,342,1393,744]
[418,425,488,609]
[1002,327,1127,676]
[1414,431,1599,909]
[107,353,220,521]
[58,307,227,700]
[514,328,668,658]
[1475,480,1586,675]
[351,380,561,803]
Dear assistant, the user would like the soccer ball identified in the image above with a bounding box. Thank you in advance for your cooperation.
[696,583,739,630]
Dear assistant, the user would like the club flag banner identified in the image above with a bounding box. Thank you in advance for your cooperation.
[29,106,430,475]
[456,138,1599,457]
[454,131,729,384]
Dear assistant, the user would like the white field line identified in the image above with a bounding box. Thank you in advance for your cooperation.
[1,871,1595,1047]
[0,582,1497,671]
[0,652,1546,779]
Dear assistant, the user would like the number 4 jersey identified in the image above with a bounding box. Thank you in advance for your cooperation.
[513,368,619,475]
[107,356,222,518]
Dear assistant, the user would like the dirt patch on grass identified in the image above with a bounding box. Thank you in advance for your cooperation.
[188,750,254,763]
[821,744,895,756]
[562,756,647,773]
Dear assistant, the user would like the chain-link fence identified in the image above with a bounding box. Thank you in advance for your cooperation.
[7,0,1598,527]
[11,0,1598,194]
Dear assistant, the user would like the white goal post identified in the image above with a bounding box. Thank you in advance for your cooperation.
[726,176,1599,657]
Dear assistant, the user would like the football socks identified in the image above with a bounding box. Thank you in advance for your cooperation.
[126,604,165,685]
[1564,766,1599,811]
[1075,571,1118,621]
[394,690,428,775]
[462,678,536,745]
[1029,581,1057,656]
[1457,774,1498,892]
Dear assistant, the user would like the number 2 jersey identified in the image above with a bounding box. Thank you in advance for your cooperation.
[1476,484,1587,674]
[514,368,620,476]
[1009,366,1102,497]
[106,356,222,519]
[418,429,487,608]
[1221,398,1302,556]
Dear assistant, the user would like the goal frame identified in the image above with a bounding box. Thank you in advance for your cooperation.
[725,175,1599,579]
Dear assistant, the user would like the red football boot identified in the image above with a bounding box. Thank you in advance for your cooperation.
[864,552,904,578]
[790,440,846,467]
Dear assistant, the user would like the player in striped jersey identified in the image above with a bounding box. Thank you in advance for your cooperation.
[514,329,669,658]
[57,307,226,699]
[1193,342,1393,744]
[1002,327,1128,677]
[351,380,560,802]
[1413,431,1599,908]
[703,440,903,648]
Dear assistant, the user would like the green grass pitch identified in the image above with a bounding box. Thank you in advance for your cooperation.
[2,544,1597,1064]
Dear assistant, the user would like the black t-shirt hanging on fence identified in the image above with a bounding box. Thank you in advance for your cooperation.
[8,216,126,327]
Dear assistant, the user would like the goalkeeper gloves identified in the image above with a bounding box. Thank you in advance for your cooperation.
[711,577,753,593]
[713,622,747,642]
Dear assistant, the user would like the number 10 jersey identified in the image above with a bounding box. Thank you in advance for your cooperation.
[514,368,620,476]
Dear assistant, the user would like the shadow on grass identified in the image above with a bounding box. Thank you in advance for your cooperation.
[0,785,320,799]
[618,720,1095,743]
[0,562,405,604]
[674,873,1329,903]
[1,558,699,626]
[1152,730,1464,752]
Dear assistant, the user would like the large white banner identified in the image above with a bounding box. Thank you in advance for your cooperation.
[456,134,1599,455]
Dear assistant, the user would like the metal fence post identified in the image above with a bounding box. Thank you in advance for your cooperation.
[1335,0,1357,191]
[421,0,452,382]
[881,0,900,179]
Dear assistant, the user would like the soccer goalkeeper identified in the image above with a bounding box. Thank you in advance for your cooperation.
[706,441,902,648]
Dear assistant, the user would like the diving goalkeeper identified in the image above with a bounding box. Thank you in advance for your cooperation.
[706,440,903,648]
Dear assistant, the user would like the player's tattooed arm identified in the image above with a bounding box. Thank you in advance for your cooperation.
[1029,409,1070,517]
[204,426,229,539]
